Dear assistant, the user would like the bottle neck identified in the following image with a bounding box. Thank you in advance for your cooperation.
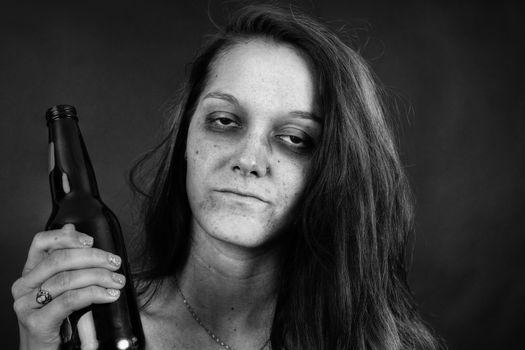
[48,116,100,202]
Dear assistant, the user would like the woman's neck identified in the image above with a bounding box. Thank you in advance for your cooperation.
[175,226,282,346]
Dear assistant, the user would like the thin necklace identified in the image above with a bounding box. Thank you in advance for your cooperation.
[174,278,236,350]
[174,278,271,350]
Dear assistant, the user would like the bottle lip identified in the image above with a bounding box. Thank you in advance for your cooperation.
[46,105,78,123]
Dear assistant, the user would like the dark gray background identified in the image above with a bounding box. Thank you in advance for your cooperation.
[1,1,523,349]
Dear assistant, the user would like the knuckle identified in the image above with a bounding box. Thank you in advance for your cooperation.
[87,285,100,298]
[31,231,48,248]
[53,249,71,265]
[11,278,22,298]
[61,290,78,309]
[13,297,25,315]
[90,248,107,264]
[47,251,63,268]
[61,287,100,310]
[104,269,115,283]
[55,271,71,290]
[87,247,99,259]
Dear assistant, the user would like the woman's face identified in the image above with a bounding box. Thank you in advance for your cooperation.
[186,39,320,249]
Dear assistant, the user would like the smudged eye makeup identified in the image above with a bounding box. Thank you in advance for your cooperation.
[275,129,315,152]
[205,112,241,131]
[204,111,317,154]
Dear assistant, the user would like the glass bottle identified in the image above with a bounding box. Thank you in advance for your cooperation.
[46,105,144,349]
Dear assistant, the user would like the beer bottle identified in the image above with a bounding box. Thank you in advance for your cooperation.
[45,105,144,349]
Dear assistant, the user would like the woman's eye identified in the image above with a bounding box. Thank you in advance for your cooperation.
[215,117,235,126]
[283,135,304,145]
[206,113,240,130]
[277,133,312,150]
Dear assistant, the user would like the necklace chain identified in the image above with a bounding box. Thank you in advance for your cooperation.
[175,278,237,350]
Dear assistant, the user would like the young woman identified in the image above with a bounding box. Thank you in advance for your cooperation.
[13,4,439,350]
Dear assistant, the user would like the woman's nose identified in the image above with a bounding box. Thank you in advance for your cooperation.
[232,133,270,177]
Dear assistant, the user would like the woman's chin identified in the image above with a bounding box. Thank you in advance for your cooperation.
[203,219,282,251]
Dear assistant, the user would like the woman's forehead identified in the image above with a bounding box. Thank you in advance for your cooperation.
[202,39,318,116]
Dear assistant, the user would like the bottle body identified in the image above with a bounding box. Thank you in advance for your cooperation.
[46,105,144,350]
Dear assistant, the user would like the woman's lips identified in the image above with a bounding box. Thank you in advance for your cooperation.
[215,189,268,203]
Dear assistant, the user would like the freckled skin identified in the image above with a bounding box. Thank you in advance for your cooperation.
[185,39,318,249]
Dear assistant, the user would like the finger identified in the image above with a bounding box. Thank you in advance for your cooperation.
[34,269,125,308]
[77,311,98,350]
[14,248,122,297]
[14,268,124,314]
[23,224,94,276]
[17,286,120,334]
[44,286,121,324]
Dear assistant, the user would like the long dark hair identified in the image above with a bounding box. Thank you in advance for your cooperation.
[130,4,439,350]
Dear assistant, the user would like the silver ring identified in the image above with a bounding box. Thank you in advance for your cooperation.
[36,288,53,305]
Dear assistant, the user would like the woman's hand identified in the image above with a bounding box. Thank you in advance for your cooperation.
[11,224,126,350]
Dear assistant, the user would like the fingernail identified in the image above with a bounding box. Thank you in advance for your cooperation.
[108,254,121,267]
[79,235,94,247]
[106,288,120,297]
[112,273,125,285]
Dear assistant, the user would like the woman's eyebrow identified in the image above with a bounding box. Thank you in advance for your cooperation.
[289,110,321,124]
[203,90,320,124]
[202,91,240,108]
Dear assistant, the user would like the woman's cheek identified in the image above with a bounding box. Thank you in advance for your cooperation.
[188,142,214,168]
[278,163,307,209]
